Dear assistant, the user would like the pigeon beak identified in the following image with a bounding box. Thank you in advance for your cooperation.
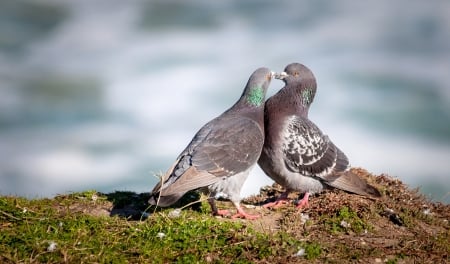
[274,72,288,80]
[270,71,276,80]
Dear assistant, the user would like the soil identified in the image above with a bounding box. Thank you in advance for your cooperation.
[60,167,450,263]
[236,168,450,263]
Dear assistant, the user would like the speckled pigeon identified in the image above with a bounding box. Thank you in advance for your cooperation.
[258,63,381,209]
[149,67,274,219]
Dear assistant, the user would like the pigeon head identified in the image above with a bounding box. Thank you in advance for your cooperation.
[275,63,317,107]
[241,67,274,107]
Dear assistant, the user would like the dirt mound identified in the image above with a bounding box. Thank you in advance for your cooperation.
[238,168,449,262]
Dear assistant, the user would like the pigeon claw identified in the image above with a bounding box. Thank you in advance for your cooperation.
[263,199,291,209]
[295,192,310,209]
[263,191,291,209]
[231,208,260,220]
[214,209,231,217]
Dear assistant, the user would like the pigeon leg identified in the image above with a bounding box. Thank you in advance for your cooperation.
[208,197,231,217]
[230,202,260,220]
[263,191,291,208]
[295,192,310,209]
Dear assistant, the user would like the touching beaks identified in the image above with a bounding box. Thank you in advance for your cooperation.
[274,72,288,80]
[270,71,276,79]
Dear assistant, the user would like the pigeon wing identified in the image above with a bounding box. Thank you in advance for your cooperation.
[281,116,381,197]
[282,116,349,178]
[154,116,263,198]
[192,117,264,176]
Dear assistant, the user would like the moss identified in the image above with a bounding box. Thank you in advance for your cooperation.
[1,171,449,263]
[303,241,322,260]
[0,193,302,263]
[323,206,372,234]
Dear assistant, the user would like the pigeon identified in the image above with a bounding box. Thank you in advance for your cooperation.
[258,63,381,209]
[149,67,274,219]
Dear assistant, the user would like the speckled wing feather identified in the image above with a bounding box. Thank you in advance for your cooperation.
[282,116,349,179]
[282,116,381,197]
[151,116,264,206]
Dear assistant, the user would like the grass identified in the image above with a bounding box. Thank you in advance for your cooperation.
[323,206,372,234]
[0,191,302,263]
[0,169,449,263]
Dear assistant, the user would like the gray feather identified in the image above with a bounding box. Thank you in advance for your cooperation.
[258,63,380,198]
[150,67,273,209]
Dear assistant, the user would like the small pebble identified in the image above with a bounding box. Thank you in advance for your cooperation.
[156,232,166,239]
[168,209,181,218]
[385,208,395,214]
[293,248,305,257]
[47,241,57,252]
[340,220,350,228]
[300,213,309,224]
[141,212,151,219]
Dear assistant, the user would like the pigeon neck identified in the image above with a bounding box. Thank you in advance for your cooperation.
[227,88,265,123]
[245,85,265,107]
[231,97,265,116]
[229,84,266,111]
[276,82,316,117]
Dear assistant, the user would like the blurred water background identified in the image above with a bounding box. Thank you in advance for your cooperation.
[0,0,449,203]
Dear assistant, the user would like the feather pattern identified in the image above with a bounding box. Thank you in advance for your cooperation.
[258,63,380,205]
[282,115,349,178]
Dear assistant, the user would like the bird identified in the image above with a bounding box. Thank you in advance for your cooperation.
[258,63,381,209]
[149,67,274,219]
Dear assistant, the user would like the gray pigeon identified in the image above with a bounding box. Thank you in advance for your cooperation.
[258,63,380,209]
[149,67,274,219]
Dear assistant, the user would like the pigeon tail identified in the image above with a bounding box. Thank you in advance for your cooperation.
[148,192,185,207]
[149,165,219,207]
[327,171,381,198]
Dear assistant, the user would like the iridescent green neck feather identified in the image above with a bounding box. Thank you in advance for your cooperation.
[301,87,314,106]
[246,86,264,106]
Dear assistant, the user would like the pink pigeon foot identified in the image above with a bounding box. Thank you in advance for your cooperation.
[214,209,231,217]
[208,198,232,217]
[295,192,310,209]
[230,206,260,220]
[263,199,291,209]
[263,191,290,209]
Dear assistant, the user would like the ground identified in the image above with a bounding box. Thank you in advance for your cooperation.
[0,168,448,263]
